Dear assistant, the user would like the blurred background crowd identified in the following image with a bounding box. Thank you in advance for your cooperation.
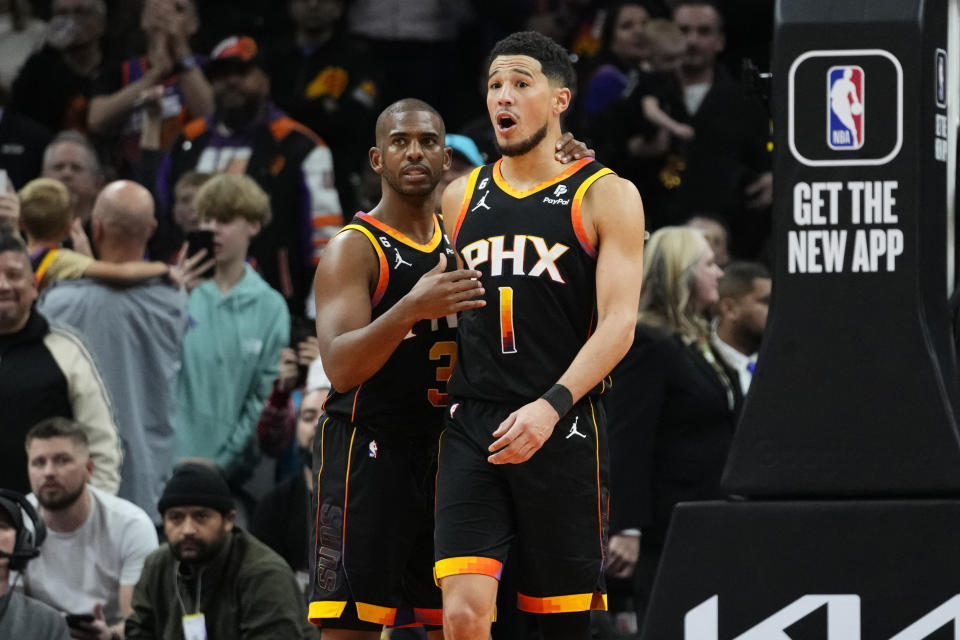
[0,0,775,638]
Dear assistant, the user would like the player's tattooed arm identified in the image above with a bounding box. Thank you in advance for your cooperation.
[488,176,646,465]
[314,227,483,392]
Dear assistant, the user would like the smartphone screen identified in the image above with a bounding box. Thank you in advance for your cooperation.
[290,316,317,388]
[65,613,95,628]
[186,229,215,279]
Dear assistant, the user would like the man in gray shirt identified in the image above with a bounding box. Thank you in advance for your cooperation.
[39,180,205,523]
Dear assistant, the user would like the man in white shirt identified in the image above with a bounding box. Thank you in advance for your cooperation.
[712,261,771,396]
[23,417,158,640]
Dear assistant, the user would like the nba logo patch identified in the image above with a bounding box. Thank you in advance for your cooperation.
[368,440,378,458]
[827,65,864,150]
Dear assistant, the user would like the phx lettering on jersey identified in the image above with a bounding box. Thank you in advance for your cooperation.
[460,235,570,283]
[447,158,610,404]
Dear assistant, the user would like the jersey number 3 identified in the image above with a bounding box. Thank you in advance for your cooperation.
[428,341,457,406]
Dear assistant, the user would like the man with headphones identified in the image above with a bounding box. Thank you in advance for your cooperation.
[0,488,69,638]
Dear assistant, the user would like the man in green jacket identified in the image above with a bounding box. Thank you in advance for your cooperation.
[125,463,313,639]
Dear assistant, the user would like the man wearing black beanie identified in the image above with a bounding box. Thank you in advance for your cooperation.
[125,463,317,639]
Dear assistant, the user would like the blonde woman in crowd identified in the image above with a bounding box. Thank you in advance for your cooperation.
[604,226,739,629]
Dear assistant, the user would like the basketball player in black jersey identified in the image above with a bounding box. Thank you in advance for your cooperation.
[435,32,647,640]
[308,97,593,638]
[308,98,484,638]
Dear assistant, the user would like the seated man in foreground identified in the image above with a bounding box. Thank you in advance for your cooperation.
[125,462,314,639]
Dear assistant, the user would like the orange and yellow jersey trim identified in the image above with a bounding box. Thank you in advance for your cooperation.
[355,602,397,626]
[308,600,348,623]
[452,166,483,250]
[571,168,613,259]
[387,606,445,628]
[335,223,389,307]
[356,211,443,252]
[492,156,592,199]
[434,556,504,584]
[412,607,444,627]
[516,591,608,614]
[309,601,419,627]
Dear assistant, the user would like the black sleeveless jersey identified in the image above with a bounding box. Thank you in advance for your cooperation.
[447,158,614,406]
[322,212,458,440]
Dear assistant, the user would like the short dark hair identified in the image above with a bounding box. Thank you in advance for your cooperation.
[374,98,446,146]
[487,31,577,96]
[0,232,29,261]
[25,417,90,452]
[718,261,770,300]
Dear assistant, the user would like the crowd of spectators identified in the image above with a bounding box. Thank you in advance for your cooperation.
[0,0,775,638]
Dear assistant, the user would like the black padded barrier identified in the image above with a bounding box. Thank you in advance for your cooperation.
[640,2,960,637]
[724,0,960,497]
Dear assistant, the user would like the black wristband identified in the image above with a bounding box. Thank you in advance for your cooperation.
[540,383,573,417]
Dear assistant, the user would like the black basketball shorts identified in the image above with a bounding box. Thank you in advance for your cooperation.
[434,397,610,614]
[307,414,442,629]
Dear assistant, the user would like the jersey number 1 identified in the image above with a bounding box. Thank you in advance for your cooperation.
[499,287,517,354]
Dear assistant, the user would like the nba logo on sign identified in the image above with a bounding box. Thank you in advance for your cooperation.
[936,49,947,108]
[827,65,864,150]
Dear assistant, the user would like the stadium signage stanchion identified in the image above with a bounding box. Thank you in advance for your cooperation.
[640,1,960,637]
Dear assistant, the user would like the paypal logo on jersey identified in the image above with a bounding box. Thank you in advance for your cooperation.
[543,184,571,206]
[827,65,864,150]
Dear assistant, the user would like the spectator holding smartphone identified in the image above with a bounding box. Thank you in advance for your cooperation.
[256,324,322,461]
[173,173,289,492]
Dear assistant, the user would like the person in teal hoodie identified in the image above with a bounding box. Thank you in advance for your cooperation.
[174,173,290,485]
